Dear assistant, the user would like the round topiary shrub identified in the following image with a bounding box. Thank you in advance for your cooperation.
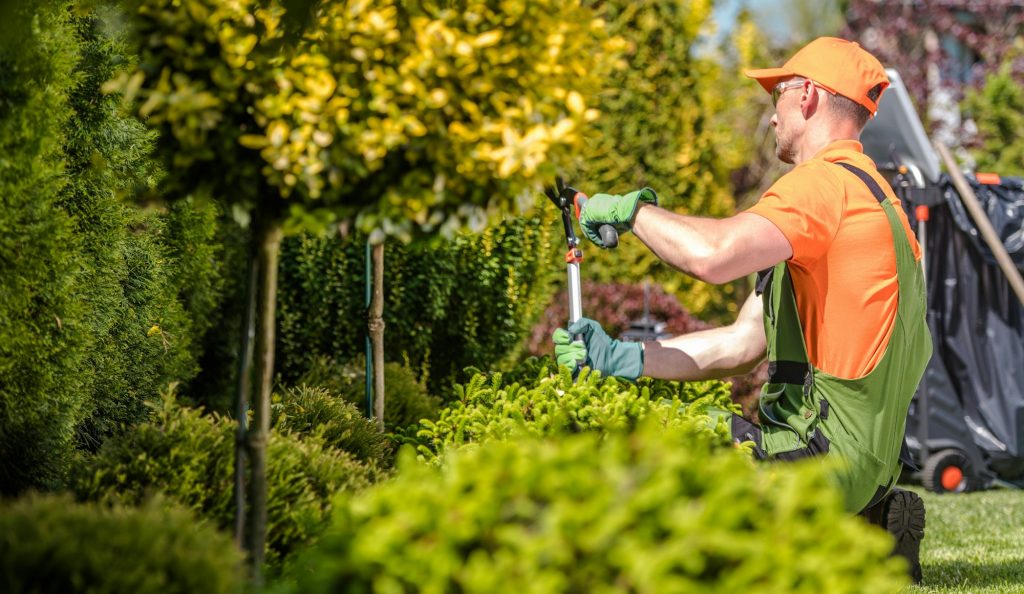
[282,421,910,593]
[272,384,393,468]
[0,493,242,594]
[408,357,740,463]
[297,356,441,433]
[73,390,377,566]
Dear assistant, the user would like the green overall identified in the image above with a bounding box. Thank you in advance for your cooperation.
[756,162,933,513]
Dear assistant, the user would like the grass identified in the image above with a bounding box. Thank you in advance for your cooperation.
[905,487,1024,593]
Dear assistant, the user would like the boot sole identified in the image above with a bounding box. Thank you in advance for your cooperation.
[885,490,926,583]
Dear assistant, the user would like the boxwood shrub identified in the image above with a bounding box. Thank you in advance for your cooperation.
[73,390,377,566]
[408,357,741,463]
[282,421,909,593]
[0,493,242,594]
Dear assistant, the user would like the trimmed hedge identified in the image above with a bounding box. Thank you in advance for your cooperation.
[0,493,242,594]
[282,421,910,593]
[73,390,377,566]
[409,358,742,463]
[528,281,767,415]
[276,212,559,399]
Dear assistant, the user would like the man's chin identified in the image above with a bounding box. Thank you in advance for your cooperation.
[775,145,794,165]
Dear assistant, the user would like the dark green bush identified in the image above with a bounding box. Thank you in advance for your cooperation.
[62,14,228,448]
[282,421,909,594]
[409,358,740,463]
[1,4,232,492]
[73,390,376,566]
[272,384,393,467]
[276,211,559,399]
[0,0,90,493]
[298,356,440,433]
[0,493,242,594]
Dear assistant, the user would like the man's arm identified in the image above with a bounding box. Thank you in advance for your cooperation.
[631,204,792,284]
[642,291,767,381]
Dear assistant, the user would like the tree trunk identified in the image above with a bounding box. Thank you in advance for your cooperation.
[233,242,259,548]
[245,214,283,584]
[369,241,385,431]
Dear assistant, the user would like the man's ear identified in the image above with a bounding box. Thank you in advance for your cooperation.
[799,80,820,118]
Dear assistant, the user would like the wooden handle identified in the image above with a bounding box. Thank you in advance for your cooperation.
[934,141,1024,307]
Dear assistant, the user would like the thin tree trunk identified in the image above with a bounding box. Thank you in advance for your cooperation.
[369,241,385,431]
[245,214,283,584]
[233,242,259,548]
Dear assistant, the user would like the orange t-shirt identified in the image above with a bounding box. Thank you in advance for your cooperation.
[745,140,921,379]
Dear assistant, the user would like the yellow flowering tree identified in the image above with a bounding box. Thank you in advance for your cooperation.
[110,0,620,575]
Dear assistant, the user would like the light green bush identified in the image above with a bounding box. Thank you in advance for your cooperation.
[0,493,242,594]
[282,421,909,594]
[409,357,739,463]
[73,390,376,566]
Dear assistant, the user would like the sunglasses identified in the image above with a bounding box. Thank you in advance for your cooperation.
[771,79,807,107]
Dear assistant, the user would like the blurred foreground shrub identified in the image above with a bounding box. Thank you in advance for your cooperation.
[282,421,909,593]
[0,493,241,594]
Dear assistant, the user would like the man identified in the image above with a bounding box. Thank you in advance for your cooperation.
[553,37,931,581]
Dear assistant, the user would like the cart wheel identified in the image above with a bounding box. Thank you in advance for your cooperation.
[921,448,971,493]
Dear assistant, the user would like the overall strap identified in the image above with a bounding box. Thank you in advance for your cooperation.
[833,162,919,304]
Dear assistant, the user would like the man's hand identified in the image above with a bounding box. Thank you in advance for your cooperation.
[578,188,658,248]
[552,318,644,380]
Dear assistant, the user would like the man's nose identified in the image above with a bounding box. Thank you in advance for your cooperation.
[770,113,778,127]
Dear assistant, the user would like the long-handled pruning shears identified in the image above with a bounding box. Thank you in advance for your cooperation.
[544,176,618,375]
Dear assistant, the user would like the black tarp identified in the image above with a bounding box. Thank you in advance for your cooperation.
[904,174,1024,484]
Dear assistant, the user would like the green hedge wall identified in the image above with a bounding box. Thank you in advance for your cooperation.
[0,493,242,594]
[283,421,909,593]
[276,209,559,398]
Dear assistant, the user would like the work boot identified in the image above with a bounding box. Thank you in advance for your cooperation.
[860,488,926,583]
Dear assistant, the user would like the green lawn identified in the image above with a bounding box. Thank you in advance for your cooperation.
[906,487,1024,593]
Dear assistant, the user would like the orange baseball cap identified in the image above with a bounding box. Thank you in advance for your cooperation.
[745,37,890,116]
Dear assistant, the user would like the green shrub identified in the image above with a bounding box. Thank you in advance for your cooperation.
[73,390,376,566]
[282,422,909,594]
[298,356,441,433]
[1,4,233,493]
[408,358,740,463]
[272,384,392,467]
[962,53,1024,177]
[276,211,560,399]
[0,493,242,594]
[63,14,229,448]
[0,0,89,494]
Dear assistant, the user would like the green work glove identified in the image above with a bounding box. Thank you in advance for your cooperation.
[579,188,658,248]
[551,318,644,380]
